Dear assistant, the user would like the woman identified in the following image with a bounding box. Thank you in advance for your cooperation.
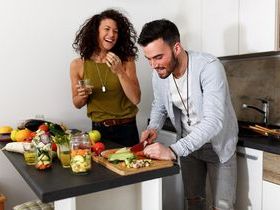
[70,9,141,147]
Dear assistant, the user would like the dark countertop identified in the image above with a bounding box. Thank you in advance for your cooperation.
[238,136,280,154]
[162,118,280,155]
[237,121,280,154]
[0,141,179,203]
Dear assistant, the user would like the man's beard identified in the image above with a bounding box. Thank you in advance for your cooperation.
[159,52,179,79]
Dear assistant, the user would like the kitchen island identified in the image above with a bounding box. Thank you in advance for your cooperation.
[0,141,179,210]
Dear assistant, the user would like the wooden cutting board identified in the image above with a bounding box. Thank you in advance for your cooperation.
[92,151,174,176]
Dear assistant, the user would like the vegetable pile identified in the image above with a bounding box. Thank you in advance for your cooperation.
[108,147,152,169]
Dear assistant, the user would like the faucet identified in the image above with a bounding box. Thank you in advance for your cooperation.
[242,98,269,125]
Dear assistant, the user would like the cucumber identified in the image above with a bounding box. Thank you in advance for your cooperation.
[43,161,51,165]
[115,147,130,154]
[108,152,135,162]
[41,155,50,161]
[72,155,84,163]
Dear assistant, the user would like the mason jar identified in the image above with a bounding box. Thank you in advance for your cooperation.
[34,134,52,170]
[70,133,92,174]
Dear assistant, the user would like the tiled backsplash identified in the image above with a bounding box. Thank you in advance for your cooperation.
[221,53,280,125]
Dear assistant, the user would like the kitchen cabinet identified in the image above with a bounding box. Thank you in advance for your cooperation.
[236,146,263,210]
[183,0,202,51]
[262,180,280,210]
[184,0,279,56]
[239,0,279,54]
[157,130,184,210]
[201,0,239,56]
[262,152,280,210]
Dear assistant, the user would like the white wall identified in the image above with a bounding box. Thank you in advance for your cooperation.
[0,0,190,131]
[0,0,191,209]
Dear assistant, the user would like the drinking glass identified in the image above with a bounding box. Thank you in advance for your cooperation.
[58,143,71,168]
[78,79,93,95]
[23,142,36,165]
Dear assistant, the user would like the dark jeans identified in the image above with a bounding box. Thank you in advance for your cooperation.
[92,120,139,147]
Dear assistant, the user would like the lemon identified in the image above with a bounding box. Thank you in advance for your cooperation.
[10,130,19,141]
[0,126,13,134]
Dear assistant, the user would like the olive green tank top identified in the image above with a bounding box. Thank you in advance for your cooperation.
[83,60,138,122]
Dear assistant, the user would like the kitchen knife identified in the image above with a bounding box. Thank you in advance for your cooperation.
[130,140,148,152]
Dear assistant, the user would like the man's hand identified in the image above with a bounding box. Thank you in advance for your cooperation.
[140,129,157,144]
[143,142,176,161]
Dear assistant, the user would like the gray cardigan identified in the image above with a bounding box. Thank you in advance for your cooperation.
[147,51,238,163]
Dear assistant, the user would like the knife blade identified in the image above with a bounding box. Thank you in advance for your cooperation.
[130,140,148,152]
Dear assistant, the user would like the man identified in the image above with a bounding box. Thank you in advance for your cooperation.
[138,19,238,210]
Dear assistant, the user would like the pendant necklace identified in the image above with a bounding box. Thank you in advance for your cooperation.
[95,63,108,93]
[172,69,191,126]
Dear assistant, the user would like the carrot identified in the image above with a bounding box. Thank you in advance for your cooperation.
[71,149,90,156]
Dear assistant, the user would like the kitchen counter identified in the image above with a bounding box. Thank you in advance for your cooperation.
[238,135,280,155]
[0,141,179,204]
[162,118,280,155]
[238,121,280,155]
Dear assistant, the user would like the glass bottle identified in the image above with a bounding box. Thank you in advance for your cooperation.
[70,133,92,174]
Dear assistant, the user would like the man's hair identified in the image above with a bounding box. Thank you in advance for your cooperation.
[138,19,180,47]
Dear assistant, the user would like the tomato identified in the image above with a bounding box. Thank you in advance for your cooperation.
[91,142,105,155]
[30,132,36,139]
[38,124,49,132]
[51,142,57,152]
[134,151,145,157]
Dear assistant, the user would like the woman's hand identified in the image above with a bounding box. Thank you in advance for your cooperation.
[76,82,92,99]
[106,52,123,75]
[105,52,141,105]
[70,58,90,109]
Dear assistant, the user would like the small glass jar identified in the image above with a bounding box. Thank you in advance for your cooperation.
[34,134,52,170]
[23,142,36,165]
[58,143,71,168]
[70,133,91,174]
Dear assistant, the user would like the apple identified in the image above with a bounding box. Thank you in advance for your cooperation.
[88,130,101,143]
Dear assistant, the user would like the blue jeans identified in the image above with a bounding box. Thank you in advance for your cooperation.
[92,120,139,147]
[180,143,237,210]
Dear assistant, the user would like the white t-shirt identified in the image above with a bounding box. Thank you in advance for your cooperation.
[169,70,198,135]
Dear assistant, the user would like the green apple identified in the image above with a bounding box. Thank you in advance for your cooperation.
[88,130,101,143]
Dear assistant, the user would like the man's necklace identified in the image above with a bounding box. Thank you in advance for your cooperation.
[95,63,108,93]
[172,69,191,126]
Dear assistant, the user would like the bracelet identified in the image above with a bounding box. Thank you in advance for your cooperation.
[169,146,178,161]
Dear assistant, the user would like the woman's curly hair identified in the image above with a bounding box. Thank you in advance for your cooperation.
[72,9,138,62]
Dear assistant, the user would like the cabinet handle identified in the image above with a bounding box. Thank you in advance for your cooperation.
[236,152,258,160]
